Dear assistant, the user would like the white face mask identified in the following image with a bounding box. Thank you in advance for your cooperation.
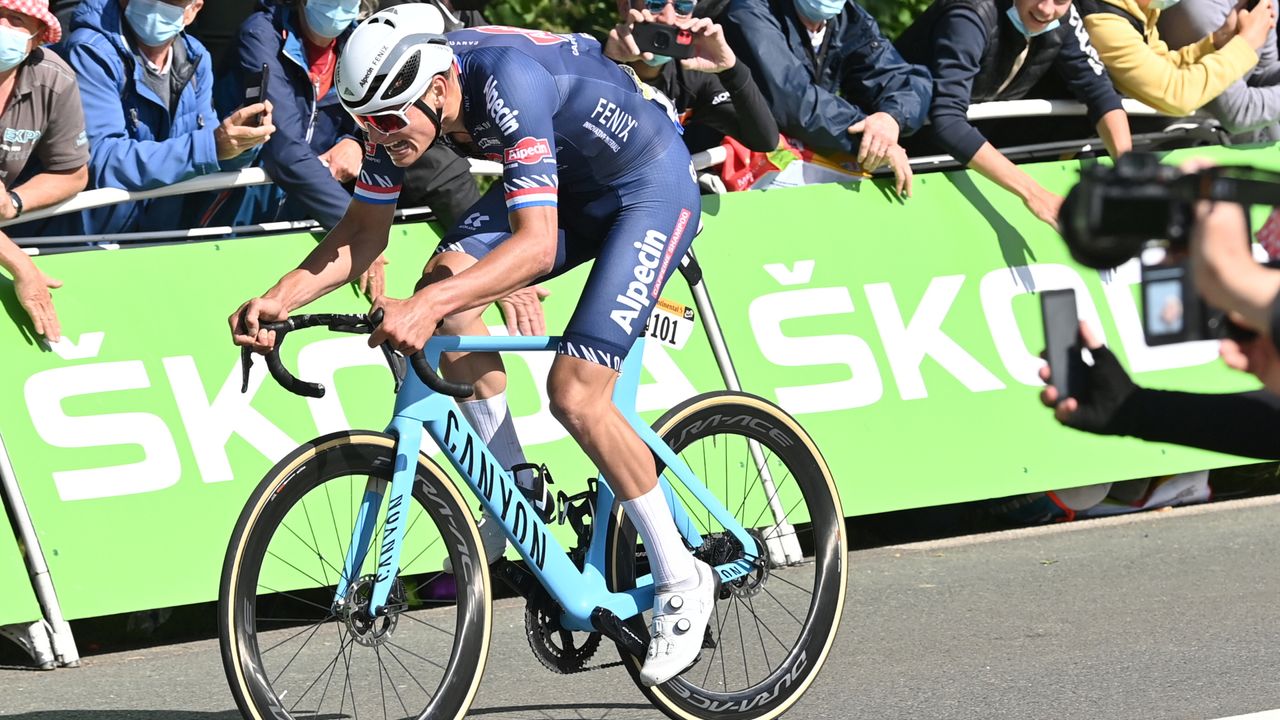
[1147,0,1182,10]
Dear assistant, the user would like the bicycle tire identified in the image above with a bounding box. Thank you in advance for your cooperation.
[607,392,847,720]
[219,430,492,720]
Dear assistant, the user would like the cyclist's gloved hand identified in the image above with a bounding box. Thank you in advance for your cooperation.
[1038,321,1140,435]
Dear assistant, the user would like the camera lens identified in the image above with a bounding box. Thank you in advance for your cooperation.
[654,34,670,49]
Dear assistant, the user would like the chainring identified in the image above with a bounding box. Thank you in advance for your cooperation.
[524,603,604,674]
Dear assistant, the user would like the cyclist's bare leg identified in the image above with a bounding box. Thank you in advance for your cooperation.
[549,353,714,684]
[420,251,505,399]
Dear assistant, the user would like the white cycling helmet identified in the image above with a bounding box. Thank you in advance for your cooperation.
[336,4,453,129]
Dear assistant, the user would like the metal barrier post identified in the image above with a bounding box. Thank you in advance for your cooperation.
[0,432,80,667]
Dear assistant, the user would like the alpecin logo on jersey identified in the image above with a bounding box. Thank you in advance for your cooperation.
[610,209,693,334]
[363,139,378,157]
[483,76,521,135]
[504,137,552,165]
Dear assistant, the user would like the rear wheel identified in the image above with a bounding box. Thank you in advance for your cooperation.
[607,392,847,720]
[219,430,492,720]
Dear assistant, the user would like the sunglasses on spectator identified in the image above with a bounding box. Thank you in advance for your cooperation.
[643,0,696,15]
[354,99,434,135]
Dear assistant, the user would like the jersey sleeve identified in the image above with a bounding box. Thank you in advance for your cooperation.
[353,137,406,205]
[465,48,561,214]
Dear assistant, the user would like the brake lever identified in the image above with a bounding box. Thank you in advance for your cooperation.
[240,346,253,394]
[379,342,407,394]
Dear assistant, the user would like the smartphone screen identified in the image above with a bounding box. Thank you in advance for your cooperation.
[1041,289,1081,403]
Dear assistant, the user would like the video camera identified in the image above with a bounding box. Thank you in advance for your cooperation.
[1059,153,1280,345]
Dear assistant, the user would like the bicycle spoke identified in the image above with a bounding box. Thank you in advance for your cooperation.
[259,613,335,657]
[375,643,411,719]
[375,637,388,720]
[747,593,771,670]
[384,641,436,699]
[299,497,332,586]
[385,639,447,672]
[398,611,457,638]
[288,628,352,712]
[265,548,334,594]
[270,616,328,685]
[278,515,346,584]
[739,592,794,654]
[764,570,814,600]
[757,582,806,627]
[257,585,335,616]
[734,595,749,687]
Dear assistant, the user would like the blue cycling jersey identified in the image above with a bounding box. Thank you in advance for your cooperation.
[354,26,700,371]
[354,26,683,210]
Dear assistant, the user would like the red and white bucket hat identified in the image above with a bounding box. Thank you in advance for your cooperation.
[0,0,62,44]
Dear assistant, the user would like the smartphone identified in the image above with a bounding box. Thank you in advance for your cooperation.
[1246,0,1261,11]
[244,63,270,127]
[1041,289,1083,404]
[632,22,695,60]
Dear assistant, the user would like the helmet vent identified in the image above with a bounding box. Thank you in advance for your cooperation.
[381,49,422,101]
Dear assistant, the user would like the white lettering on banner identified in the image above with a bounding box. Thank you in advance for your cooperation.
[748,287,883,413]
[1100,259,1219,372]
[979,264,1107,386]
[46,331,105,361]
[24,361,181,501]
[163,356,298,483]
[764,260,815,286]
[865,276,1005,400]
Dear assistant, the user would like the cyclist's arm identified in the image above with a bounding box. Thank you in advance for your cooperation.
[261,199,395,312]
[421,205,557,316]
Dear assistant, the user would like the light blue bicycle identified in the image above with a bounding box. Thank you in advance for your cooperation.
[218,310,846,720]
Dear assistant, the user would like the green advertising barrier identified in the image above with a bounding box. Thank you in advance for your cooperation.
[0,144,1274,620]
[0,507,40,626]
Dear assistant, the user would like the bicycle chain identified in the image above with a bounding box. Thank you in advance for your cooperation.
[524,603,620,674]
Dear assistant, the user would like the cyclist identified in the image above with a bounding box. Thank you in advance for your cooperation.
[228,5,714,686]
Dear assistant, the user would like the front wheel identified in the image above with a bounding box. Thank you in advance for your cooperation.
[607,392,847,720]
[219,430,492,720]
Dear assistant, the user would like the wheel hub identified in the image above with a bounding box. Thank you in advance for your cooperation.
[339,575,404,647]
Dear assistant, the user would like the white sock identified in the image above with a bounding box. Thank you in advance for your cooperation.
[457,392,534,491]
[622,485,697,590]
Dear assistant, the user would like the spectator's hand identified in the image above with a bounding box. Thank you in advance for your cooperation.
[358,254,389,302]
[229,296,288,354]
[884,144,913,198]
[681,18,736,74]
[1024,187,1064,232]
[498,284,551,336]
[604,9,647,63]
[1038,321,1139,433]
[847,112,900,173]
[1237,0,1277,51]
[215,101,276,161]
[1212,4,1241,49]
[319,138,363,184]
[1221,330,1280,394]
[14,266,62,341]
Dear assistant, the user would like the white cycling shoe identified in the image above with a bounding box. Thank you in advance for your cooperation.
[639,559,718,687]
[443,512,508,574]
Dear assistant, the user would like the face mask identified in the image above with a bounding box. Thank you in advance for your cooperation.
[1147,0,1181,10]
[1005,5,1060,37]
[0,26,32,72]
[304,0,359,40]
[794,0,845,23]
[125,0,188,47]
[643,53,673,67]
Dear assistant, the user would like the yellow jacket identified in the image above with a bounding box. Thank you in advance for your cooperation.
[1083,0,1258,116]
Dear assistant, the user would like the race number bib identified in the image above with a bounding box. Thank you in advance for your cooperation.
[643,298,696,350]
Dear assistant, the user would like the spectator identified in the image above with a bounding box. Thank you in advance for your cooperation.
[604,0,779,154]
[1159,0,1280,142]
[896,0,1132,229]
[370,0,482,224]
[59,0,275,235]
[0,0,88,341]
[1077,0,1275,117]
[213,0,361,232]
[716,0,932,189]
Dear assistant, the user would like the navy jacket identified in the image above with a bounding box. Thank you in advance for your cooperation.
[719,0,932,156]
[897,0,1122,163]
[60,0,253,235]
[215,3,358,229]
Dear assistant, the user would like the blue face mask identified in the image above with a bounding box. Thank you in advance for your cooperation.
[0,26,32,72]
[1147,0,1182,10]
[126,0,189,47]
[1005,6,1061,37]
[304,0,360,40]
[642,53,673,67]
[794,0,845,23]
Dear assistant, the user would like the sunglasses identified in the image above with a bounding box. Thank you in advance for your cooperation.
[354,99,433,135]
[644,0,696,15]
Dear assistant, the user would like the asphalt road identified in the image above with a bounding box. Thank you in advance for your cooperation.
[3,496,1280,720]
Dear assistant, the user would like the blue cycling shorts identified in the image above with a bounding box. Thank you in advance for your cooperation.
[436,141,700,371]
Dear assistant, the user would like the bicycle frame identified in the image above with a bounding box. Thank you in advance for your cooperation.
[331,336,760,633]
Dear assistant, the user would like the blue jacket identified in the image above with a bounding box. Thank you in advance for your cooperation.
[215,3,358,230]
[720,0,933,156]
[60,0,251,235]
